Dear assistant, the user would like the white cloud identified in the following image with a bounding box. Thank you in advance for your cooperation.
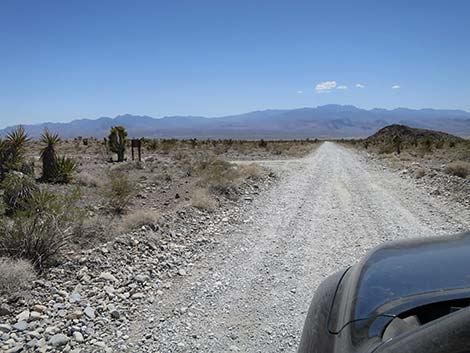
[315,81,337,93]
[297,90,303,94]
[392,85,400,89]
[336,85,348,90]
[355,83,365,88]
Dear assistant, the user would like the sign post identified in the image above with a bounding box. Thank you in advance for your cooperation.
[131,139,142,161]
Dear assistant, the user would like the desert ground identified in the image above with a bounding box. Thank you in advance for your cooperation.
[0,129,470,352]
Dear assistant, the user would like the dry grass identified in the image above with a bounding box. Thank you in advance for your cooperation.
[237,163,265,179]
[415,168,426,178]
[190,188,218,211]
[120,209,160,232]
[0,257,36,296]
[75,171,102,187]
[445,162,470,178]
[193,157,265,195]
[101,170,138,214]
[73,214,113,245]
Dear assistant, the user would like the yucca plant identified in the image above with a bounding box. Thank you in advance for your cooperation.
[55,156,77,183]
[40,129,60,182]
[108,126,127,162]
[0,187,83,270]
[1,171,39,216]
[0,126,30,180]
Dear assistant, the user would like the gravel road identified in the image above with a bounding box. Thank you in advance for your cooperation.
[129,142,470,352]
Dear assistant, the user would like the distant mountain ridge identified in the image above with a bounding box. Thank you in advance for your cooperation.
[2,105,470,139]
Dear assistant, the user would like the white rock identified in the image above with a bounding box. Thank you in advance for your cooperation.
[131,292,145,300]
[73,331,84,342]
[99,272,118,282]
[50,333,69,346]
[84,306,95,319]
[0,324,12,333]
[15,310,30,322]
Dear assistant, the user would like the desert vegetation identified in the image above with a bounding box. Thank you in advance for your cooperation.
[0,128,319,297]
[0,126,321,352]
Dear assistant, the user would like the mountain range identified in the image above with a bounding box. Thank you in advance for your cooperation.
[2,105,470,139]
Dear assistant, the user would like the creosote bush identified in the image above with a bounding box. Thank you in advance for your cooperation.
[75,171,102,187]
[190,188,218,211]
[101,170,138,214]
[121,209,160,232]
[238,163,264,179]
[445,162,470,179]
[0,257,36,296]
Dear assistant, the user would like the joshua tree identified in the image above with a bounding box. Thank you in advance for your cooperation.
[0,126,30,180]
[40,129,60,181]
[108,126,127,162]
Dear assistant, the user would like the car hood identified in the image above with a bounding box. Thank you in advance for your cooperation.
[329,232,470,334]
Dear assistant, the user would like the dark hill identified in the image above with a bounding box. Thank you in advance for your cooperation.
[365,124,464,146]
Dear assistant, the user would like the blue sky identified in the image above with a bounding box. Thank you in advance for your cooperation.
[1,0,469,127]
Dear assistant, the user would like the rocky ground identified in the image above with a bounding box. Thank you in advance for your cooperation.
[0,178,273,353]
[364,150,470,210]
[1,141,470,352]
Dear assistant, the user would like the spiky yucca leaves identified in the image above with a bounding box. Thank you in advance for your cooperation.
[1,172,39,215]
[55,156,77,183]
[40,129,60,182]
[0,187,83,270]
[108,126,127,162]
[0,126,30,180]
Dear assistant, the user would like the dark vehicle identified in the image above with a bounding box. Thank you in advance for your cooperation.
[298,232,470,353]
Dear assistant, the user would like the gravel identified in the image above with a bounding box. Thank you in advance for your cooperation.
[1,142,469,352]
[126,142,470,352]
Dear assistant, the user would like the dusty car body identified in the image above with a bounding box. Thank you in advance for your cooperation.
[298,232,470,353]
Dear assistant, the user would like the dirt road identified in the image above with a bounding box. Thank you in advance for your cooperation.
[129,142,470,352]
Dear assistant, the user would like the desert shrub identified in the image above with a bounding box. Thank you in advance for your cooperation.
[194,158,238,192]
[0,257,36,296]
[377,144,395,154]
[146,139,159,151]
[0,187,83,269]
[414,168,426,179]
[259,139,268,148]
[445,162,470,178]
[76,171,102,187]
[190,188,218,211]
[121,209,160,232]
[101,170,137,214]
[238,163,264,179]
[73,215,112,246]
[1,171,39,215]
[419,138,433,154]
